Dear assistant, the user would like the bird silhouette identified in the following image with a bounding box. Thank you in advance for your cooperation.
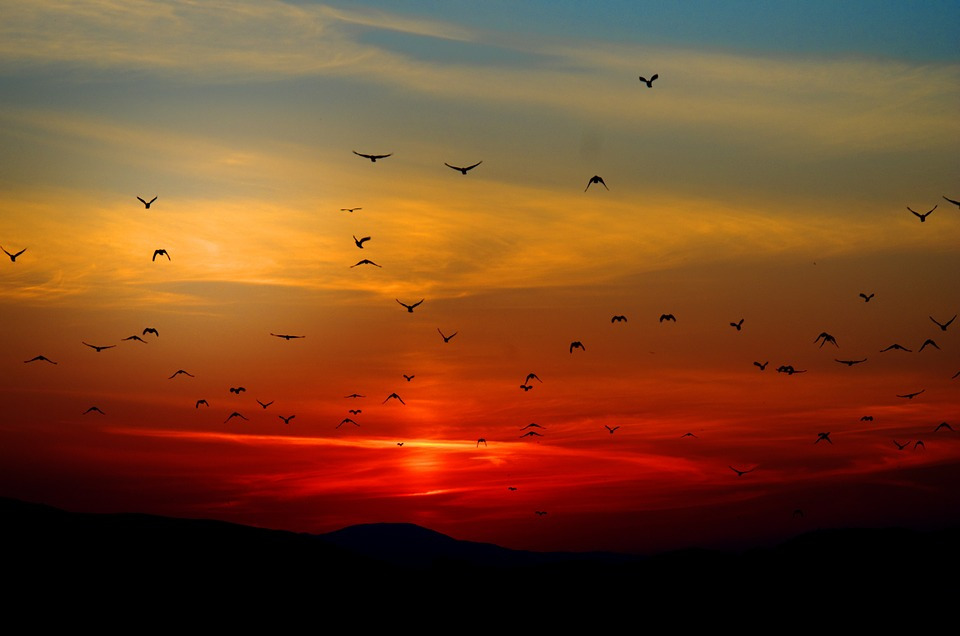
[729,465,755,477]
[438,329,458,343]
[348,409,362,415]
[754,361,769,371]
[152,249,170,261]
[814,332,838,348]
[934,422,954,432]
[914,440,925,450]
[730,319,744,331]
[168,369,194,379]
[351,259,382,268]
[397,298,424,312]
[896,390,925,399]
[270,333,305,340]
[445,161,482,174]
[224,412,248,423]
[611,315,628,323]
[860,415,873,422]
[681,432,698,438]
[143,327,159,337]
[403,374,415,381]
[122,335,147,343]
[929,315,956,331]
[535,511,547,516]
[137,196,157,209]
[604,425,620,434]
[519,384,533,391]
[776,365,806,375]
[353,235,371,248]
[507,486,517,491]
[859,293,874,302]
[279,415,295,424]
[524,373,542,384]
[383,393,405,404]
[584,175,608,191]
[396,442,404,446]
[345,394,365,398]
[521,423,545,430]
[520,431,543,438]
[82,342,115,352]
[83,406,105,415]
[24,355,57,364]
[892,440,909,450]
[880,344,911,352]
[195,399,209,408]
[353,151,391,162]
[337,418,359,428]
[659,314,676,323]
[569,341,585,353]
[835,358,867,366]
[815,432,832,444]
[638,73,658,87]
[908,205,936,222]
[341,207,362,213]
[257,400,273,409]
[942,195,960,208]
[229,387,246,394]
[918,339,939,352]
[1,246,26,262]
[477,438,487,447]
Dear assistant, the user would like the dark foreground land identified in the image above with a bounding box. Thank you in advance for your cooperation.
[4,497,957,621]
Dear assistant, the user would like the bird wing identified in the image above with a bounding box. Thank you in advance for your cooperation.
[137,197,146,205]
[943,196,960,207]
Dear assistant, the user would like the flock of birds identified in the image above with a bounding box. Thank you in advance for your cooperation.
[6,70,960,524]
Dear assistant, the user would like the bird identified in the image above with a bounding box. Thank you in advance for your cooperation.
[681,432,698,438]
[152,249,170,261]
[908,205,936,222]
[1,246,26,262]
[604,425,620,434]
[353,151,391,162]
[353,235,371,248]
[814,332,838,348]
[403,374,415,381]
[859,293,874,302]
[337,418,359,428]
[930,315,956,331]
[880,344,911,352]
[143,327,159,337]
[345,394,365,398]
[438,329,458,343]
[341,207,362,213]
[444,161,482,174]
[396,442,404,446]
[776,365,806,375]
[860,415,873,422]
[952,371,960,379]
[83,406,105,415]
[348,409,362,415]
[893,440,909,451]
[224,412,248,423]
[256,400,273,409]
[919,339,939,352]
[534,511,547,516]
[611,315,627,323]
[168,369,194,379]
[835,358,867,366]
[519,384,533,391]
[521,423,545,430]
[815,432,832,444]
[942,195,959,208]
[729,466,755,477]
[270,333,305,340]
[383,393,405,404]
[229,387,246,394]
[137,196,157,209]
[397,298,424,312]
[351,259,382,268]
[82,342,115,352]
[934,422,954,432]
[659,314,676,323]
[279,415,295,424]
[122,335,147,343]
[730,319,744,331]
[195,400,209,408]
[569,341,585,353]
[914,440,925,450]
[584,175,608,191]
[520,431,543,438]
[507,487,517,491]
[477,438,487,447]
[24,355,56,364]
[896,390,925,399]
[524,373,542,384]
[638,73,658,88]
[754,361,769,371]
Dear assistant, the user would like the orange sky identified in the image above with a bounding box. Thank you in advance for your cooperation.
[1,1,958,554]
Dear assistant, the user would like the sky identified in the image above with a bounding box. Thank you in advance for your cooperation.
[0,0,958,555]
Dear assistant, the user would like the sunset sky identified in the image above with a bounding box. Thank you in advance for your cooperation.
[1,0,958,555]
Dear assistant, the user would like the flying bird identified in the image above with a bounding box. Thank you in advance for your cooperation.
[914,440,925,450]
[918,339,939,351]
[814,332,838,348]
[348,409,362,415]
[279,415,295,424]
[256,400,273,409]
[137,196,157,209]
[337,418,359,428]
[880,344,911,352]
[534,511,548,516]
[403,374,415,382]
[730,319,744,331]
[152,249,170,261]
[195,400,209,408]
[270,333,305,340]
[477,438,487,447]
[444,161,482,174]
[611,315,627,323]
[24,355,57,364]
[351,259,382,268]
[929,315,956,331]
[508,487,517,491]
[341,207,362,213]
[143,327,159,337]
[942,195,959,208]
[754,361,768,371]
[569,341,585,353]
[681,432,698,438]
[729,465,755,477]
[859,293,874,302]
[638,73,658,87]
[122,335,147,343]
[584,175,608,191]
[396,442,404,446]
[934,422,954,432]
[224,412,248,423]
[345,394,365,398]
[521,423,545,430]
[893,440,909,451]
[353,235,371,248]
[860,415,873,422]
[383,393,405,405]
[168,369,194,379]
[524,373,542,384]
[908,205,936,222]
[604,425,620,434]
[776,365,806,375]
[815,432,833,444]
[438,329,458,343]
[519,384,533,391]
[82,342,115,352]
[353,151,391,162]
[83,406,105,415]
[659,314,676,323]
[396,298,424,313]
[835,358,867,366]
[1,246,26,262]
[520,431,543,438]
[896,390,925,399]
[229,387,246,394]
